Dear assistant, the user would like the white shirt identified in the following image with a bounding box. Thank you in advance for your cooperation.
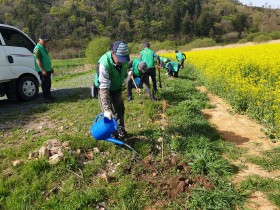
[98,63,111,89]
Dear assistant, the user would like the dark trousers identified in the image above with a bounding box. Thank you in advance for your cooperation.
[178,59,185,70]
[167,66,179,78]
[38,71,52,99]
[126,75,151,97]
[98,89,125,128]
[148,68,157,92]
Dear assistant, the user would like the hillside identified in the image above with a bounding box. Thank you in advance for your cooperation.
[1,0,280,55]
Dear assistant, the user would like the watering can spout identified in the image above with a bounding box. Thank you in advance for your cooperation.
[105,137,125,145]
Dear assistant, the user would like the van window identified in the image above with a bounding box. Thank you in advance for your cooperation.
[1,28,35,52]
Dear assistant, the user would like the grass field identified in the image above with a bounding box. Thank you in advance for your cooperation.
[0,57,279,209]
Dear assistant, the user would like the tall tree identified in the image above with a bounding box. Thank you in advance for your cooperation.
[232,12,249,38]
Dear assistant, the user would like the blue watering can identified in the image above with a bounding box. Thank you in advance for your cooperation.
[132,77,141,88]
[90,113,125,145]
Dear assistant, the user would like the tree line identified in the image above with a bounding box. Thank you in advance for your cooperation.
[1,0,279,57]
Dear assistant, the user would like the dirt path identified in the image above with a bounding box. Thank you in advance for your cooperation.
[197,86,280,210]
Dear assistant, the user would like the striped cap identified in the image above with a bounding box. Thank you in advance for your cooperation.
[112,41,130,63]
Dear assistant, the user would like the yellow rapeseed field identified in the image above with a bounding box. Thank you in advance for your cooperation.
[160,43,280,137]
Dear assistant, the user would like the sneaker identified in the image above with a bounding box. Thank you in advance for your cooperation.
[118,128,128,139]
[111,130,119,139]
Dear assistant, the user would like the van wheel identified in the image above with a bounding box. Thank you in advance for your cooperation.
[17,76,39,101]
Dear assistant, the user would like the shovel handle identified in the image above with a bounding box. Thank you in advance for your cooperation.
[131,75,138,88]
[131,76,140,95]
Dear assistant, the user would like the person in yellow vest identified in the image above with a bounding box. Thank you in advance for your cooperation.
[33,34,55,103]
[93,41,130,140]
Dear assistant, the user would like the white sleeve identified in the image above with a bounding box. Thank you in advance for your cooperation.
[98,63,111,89]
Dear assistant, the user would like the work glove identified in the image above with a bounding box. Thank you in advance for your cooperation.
[104,110,113,120]
[136,88,141,94]
[128,71,132,76]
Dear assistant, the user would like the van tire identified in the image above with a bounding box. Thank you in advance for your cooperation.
[17,76,39,101]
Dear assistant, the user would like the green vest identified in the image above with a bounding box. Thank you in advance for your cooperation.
[140,48,155,68]
[33,44,52,72]
[94,52,128,91]
[131,59,142,77]
[160,57,169,63]
[166,62,179,72]
[176,52,184,61]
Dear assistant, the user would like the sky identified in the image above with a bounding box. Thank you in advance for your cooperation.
[238,0,280,8]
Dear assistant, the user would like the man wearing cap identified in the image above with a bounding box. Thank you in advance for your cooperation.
[127,59,154,101]
[93,41,130,139]
[139,42,160,96]
[33,34,55,103]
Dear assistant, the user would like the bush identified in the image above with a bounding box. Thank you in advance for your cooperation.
[222,32,239,43]
[128,41,155,54]
[179,38,216,51]
[128,42,139,54]
[85,37,111,64]
[246,32,263,41]
[245,32,274,42]
[269,31,280,40]
[238,38,248,44]
[161,40,176,50]
[253,35,272,43]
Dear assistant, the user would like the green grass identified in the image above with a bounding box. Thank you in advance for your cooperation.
[241,175,280,207]
[0,59,247,209]
[248,147,280,171]
[186,183,246,210]
[52,58,88,76]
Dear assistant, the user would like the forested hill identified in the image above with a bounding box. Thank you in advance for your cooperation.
[1,0,280,53]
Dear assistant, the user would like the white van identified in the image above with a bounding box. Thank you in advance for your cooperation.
[0,24,40,101]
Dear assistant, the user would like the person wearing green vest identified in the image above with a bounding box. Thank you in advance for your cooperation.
[165,61,179,78]
[175,50,186,70]
[33,34,55,103]
[139,42,160,95]
[94,41,130,140]
[159,57,171,68]
[127,59,155,101]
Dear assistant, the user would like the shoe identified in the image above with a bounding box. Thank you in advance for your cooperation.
[127,96,133,101]
[50,95,56,100]
[111,130,119,139]
[118,128,128,139]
